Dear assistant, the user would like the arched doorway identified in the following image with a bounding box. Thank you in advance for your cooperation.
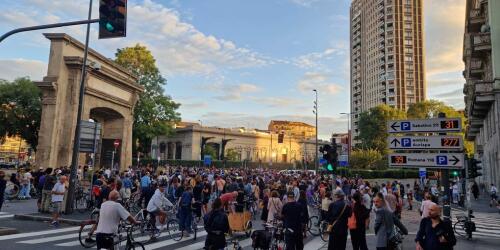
[89,107,124,169]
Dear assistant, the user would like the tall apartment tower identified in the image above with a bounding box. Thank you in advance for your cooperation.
[350,0,426,142]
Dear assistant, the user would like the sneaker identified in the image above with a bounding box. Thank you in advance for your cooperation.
[51,221,59,228]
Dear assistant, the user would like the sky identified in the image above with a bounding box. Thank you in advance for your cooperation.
[0,0,467,139]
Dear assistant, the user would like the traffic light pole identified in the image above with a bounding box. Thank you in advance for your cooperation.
[66,0,94,214]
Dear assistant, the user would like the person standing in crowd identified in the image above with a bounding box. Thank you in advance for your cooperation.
[50,175,67,227]
[140,172,152,208]
[349,192,370,250]
[120,174,133,200]
[297,190,309,238]
[471,181,479,200]
[415,204,456,250]
[178,185,194,236]
[420,193,436,218]
[406,183,413,210]
[281,191,304,250]
[452,182,459,204]
[203,198,229,250]
[0,171,6,211]
[321,191,332,221]
[261,189,270,222]
[41,168,55,213]
[373,192,407,250]
[327,190,352,250]
[490,183,498,207]
[267,190,283,223]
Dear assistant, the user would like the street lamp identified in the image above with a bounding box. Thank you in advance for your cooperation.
[340,112,351,165]
[313,89,318,172]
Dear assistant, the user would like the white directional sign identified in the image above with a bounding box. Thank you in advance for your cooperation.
[387,136,463,150]
[389,153,464,169]
[387,118,462,133]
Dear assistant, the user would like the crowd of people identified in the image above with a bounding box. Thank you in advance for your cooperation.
[0,164,498,250]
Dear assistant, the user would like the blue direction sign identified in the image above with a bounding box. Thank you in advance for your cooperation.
[204,155,212,166]
[387,118,462,133]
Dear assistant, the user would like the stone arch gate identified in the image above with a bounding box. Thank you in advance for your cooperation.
[35,33,143,171]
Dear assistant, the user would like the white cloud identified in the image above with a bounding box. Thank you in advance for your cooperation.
[297,72,343,95]
[294,46,346,69]
[250,97,300,108]
[4,0,268,76]
[429,88,465,109]
[290,0,321,7]
[425,0,466,76]
[204,82,261,101]
[0,59,46,81]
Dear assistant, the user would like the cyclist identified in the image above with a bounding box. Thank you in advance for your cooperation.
[146,182,172,231]
[95,190,139,250]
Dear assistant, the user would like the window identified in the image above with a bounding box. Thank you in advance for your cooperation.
[405,56,413,61]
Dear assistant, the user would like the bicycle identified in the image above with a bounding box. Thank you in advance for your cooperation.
[225,236,243,250]
[453,214,475,240]
[79,220,145,250]
[263,220,286,250]
[4,181,20,200]
[307,214,320,236]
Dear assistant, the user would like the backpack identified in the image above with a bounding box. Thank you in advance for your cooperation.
[251,230,272,249]
[204,210,226,235]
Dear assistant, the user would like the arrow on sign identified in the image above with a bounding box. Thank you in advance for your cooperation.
[391,138,400,147]
[450,155,460,165]
[390,122,399,131]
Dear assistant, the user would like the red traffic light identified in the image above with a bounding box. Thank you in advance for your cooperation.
[114,139,120,148]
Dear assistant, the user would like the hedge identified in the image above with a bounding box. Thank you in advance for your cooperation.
[334,167,419,179]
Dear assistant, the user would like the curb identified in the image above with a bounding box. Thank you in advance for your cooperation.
[0,227,18,236]
[13,214,83,226]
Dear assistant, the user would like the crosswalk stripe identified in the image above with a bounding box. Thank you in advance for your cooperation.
[0,214,14,219]
[304,236,326,249]
[17,232,81,244]
[174,241,206,250]
[0,212,9,215]
[0,226,80,241]
[145,231,209,250]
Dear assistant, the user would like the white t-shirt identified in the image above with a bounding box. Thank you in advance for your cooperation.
[51,182,65,202]
[96,201,130,234]
[147,189,173,212]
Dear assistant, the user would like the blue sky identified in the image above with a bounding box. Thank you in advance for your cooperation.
[0,0,467,139]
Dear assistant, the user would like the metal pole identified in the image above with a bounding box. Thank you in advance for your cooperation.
[111,149,115,171]
[66,0,93,214]
[314,89,318,173]
[0,19,98,43]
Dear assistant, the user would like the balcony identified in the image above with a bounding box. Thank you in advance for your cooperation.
[377,4,384,12]
[472,32,491,52]
[469,59,484,77]
[378,20,385,28]
[469,8,486,30]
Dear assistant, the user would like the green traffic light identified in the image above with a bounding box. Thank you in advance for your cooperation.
[452,171,458,176]
[106,22,115,32]
[327,163,333,171]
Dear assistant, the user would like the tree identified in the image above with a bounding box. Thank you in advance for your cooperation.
[225,148,240,161]
[203,145,218,160]
[0,78,41,150]
[115,44,181,154]
[407,100,474,155]
[356,104,406,153]
[349,149,386,170]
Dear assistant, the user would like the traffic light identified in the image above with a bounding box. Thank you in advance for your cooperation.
[468,158,483,178]
[99,0,127,39]
[452,170,459,177]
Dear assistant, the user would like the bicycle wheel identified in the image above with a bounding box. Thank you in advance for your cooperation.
[307,216,320,236]
[5,183,19,199]
[453,221,465,238]
[167,219,182,241]
[192,220,198,240]
[126,242,145,250]
[78,221,97,248]
[319,222,329,242]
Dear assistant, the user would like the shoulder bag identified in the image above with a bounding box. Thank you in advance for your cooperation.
[326,204,347,233]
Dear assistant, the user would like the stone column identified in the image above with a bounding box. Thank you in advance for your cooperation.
[35,79,58,168]
[120,117,133,171]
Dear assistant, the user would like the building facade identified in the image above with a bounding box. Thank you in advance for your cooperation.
[463,0,500,187]
[152,122,328,165]
[350,0,426,143]
[268,120,316,139]
[0,136,32,165]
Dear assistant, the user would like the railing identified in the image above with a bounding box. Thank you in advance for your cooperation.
[470,59,482,70]
[473,33,491,47]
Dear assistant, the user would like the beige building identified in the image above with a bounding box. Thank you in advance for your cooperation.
[463,0,500,187]
[350,0,426,143]
[0,136,31,164]
[152,122,328,165]
[268,120,316,139]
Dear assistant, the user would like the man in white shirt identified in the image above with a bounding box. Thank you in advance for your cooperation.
[147,183,173,230]
[51,175,66,227]
[96,190,138,249]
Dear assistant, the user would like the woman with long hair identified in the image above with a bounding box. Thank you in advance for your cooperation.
[349,192,370,250]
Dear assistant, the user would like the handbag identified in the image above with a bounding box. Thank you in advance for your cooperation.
[326,204,347,233]
[347,205,357,230]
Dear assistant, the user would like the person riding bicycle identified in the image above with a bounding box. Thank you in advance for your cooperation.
[203,198,230,250]
[95,190,139,250]
[146,182,172,231]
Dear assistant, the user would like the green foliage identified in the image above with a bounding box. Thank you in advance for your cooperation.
[225,148,240,161]
[349,149,387,170]
[407,100,474,155]
[356,104,406,153]
[0,78,41,150]
[115,44,181,154]
[203,145,218,160]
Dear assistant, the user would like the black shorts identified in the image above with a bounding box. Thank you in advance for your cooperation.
[96,233,114,250]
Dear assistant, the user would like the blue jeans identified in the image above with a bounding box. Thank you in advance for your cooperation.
[19,183,31,198]
[178,207,192,232]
